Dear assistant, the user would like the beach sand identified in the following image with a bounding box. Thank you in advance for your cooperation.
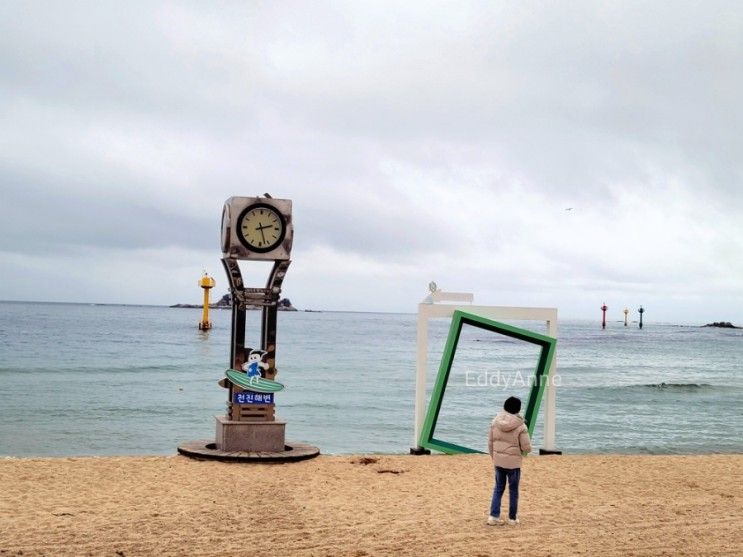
[0,454,740,556]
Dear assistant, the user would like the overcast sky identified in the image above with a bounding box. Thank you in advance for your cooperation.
[1,1,741,323]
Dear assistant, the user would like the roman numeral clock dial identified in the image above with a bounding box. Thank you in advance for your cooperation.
[236,203,286,253]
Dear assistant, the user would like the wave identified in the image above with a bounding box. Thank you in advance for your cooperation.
[635,382,714,390]
[574,382,724,393]
[0,364,190,374]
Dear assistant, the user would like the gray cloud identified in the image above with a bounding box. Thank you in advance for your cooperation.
[1,1,741,320]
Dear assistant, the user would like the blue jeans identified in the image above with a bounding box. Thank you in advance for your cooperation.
[490,466,520,520]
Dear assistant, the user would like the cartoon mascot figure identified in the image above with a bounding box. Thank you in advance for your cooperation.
[242,349,269,385]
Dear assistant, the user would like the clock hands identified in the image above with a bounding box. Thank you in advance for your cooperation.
[255,222,278,245]
[256,223,269,243]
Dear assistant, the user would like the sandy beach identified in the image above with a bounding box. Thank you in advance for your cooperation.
[0,454,740,556]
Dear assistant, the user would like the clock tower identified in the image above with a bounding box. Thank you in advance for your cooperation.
[179,195,318,461]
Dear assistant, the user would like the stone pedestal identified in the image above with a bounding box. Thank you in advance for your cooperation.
[215,416,286,452]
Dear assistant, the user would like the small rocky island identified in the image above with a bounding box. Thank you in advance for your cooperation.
[702,321,741,329]
[171,294,297,311]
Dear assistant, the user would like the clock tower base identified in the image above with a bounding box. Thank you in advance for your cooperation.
[215,416,286,453]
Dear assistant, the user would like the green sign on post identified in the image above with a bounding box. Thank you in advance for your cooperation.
[419,310,557,454]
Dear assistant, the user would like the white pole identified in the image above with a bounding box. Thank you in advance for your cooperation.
[414,304,429,448]
[543,318,558,451]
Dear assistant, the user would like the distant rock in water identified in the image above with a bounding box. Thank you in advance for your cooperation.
[171,294,297,311]
[702,321,741,329]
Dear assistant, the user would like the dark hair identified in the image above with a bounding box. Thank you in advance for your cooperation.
[504,396,521,414]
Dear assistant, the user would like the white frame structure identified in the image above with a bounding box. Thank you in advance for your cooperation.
[414,290,559,452]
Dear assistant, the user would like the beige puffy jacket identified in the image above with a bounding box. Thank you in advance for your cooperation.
[488,411,532,469]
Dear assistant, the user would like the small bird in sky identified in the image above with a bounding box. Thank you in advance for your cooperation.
[565,207,573,211]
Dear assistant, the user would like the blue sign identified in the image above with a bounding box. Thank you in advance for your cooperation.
[233,391,274,405]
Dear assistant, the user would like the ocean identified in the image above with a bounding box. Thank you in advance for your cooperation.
[0,301,740,457]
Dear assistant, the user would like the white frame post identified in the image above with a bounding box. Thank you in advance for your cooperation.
[413,290,559,453]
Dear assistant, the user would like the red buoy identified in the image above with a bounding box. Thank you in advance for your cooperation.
[601,303,608,330]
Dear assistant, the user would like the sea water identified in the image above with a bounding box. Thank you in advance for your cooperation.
[0,301,740,456]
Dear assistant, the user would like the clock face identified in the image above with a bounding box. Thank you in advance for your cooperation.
[236,203,286,253]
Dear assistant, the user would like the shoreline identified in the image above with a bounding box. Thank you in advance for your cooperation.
[3,447,743,459]
[1,453,740,556]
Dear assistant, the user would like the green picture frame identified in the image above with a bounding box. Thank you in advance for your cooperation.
[419,310,557,454]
